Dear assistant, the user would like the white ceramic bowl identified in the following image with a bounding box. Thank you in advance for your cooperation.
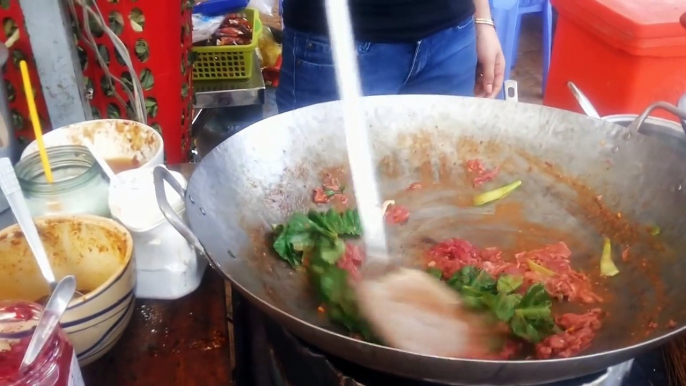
[21,119,164,173]
[0,215,135,365]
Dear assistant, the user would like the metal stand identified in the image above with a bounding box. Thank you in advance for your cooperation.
[191,56,268,160]
[193,57,266,109]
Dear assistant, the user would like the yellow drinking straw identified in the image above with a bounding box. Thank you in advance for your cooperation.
[19,60,53,183]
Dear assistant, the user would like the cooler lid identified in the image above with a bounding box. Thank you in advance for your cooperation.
[553,0,686,56]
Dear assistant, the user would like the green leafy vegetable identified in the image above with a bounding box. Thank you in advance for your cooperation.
[517,283,552,310]
[272,213,325,267]
[493,293,522,321]
[600,237,619,277]
[426,267,443,279]
[308,263,374,339]
[473,180,523,206]
[445,267,498,309]
[313,238,346,265]
[307,209,362,238]
[272,209,371,338]
[648,226,661,236]
[497,275,523,294]
[445,267,558,344]
[447,266,496,293]
[510,284,558,343]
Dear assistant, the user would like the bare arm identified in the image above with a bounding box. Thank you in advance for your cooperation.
[472,0,504,98]
[473,0,493,20]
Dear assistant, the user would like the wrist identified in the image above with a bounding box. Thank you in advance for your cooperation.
[475,18,496,31]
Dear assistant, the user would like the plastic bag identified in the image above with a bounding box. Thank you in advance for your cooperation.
[257,27,282,68]
[248,0,275,16]
[192,14,225,43]
[194,0,249,16]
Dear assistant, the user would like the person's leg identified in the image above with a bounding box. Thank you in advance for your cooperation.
[276,28,415,113]
[399,17,477,97]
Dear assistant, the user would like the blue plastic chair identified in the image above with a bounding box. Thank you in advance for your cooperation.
[490,0,520,99]
[510,0,554,95]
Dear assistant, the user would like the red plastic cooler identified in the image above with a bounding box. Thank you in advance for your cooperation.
[544,0,686,121]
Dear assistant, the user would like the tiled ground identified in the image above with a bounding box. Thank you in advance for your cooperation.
[511,15,545,104]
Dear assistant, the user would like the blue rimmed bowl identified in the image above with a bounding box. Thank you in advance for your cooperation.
[0,214,135,365]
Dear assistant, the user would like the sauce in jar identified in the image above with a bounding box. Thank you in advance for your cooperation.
[0,301,84,386]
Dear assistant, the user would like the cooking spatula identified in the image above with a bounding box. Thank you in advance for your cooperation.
[323,0,488,357]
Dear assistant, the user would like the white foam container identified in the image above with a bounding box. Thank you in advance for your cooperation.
[108,166,207,299]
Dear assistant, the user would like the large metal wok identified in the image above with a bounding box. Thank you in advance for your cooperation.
[155,95,686,385]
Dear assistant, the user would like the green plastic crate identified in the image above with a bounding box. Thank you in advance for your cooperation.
[192,9,262,81]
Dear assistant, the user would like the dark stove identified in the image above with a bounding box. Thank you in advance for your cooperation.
[231,289,667,386]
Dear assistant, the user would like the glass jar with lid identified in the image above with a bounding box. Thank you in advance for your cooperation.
[0,301,84,386]
[15,145,110,218]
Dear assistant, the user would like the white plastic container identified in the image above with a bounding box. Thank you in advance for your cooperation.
[108,166,207,299]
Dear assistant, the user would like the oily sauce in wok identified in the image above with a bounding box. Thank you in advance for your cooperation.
[264,145,673,361]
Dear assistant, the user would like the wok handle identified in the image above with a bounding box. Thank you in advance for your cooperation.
[628,101,686,134]
[153,166,218,271]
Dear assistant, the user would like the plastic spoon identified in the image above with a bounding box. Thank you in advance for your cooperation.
[19,275,76,372]
[0,158,84,297]
[324,0,487,357]
[567,82,601,119]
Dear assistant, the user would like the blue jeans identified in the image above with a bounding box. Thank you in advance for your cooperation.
[276,17,478,113]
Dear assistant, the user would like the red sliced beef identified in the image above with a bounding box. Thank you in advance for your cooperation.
[385,205,410,225]
[514,242,573,273]
[427,238,487,278]
[337,243,364,280]
[535,309,603,359]
[473,166,501,187]
[322,174,340,191]
[544,272,602,303]
[466,159,487,173]
[313,188,329,204]
[465,159,501,187]
[515,242,601,303]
